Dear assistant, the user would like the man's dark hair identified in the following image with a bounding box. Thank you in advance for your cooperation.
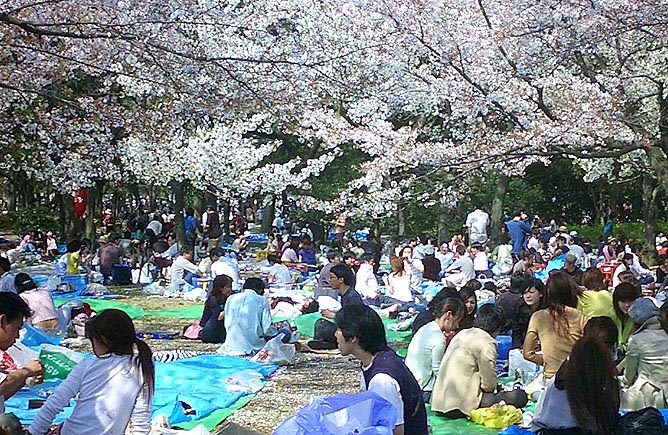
[330,264,355,286]
[335,304,387,354]
[267,254,279,264]
[455,245,466,256]
[583,316,618,351]
[210,247,224,258]
[342,251,356,261]
[427,287,459,312]
[473,304,506,335]
[66,239,80,253]
[360,253,374,263]
[0,257,10,273]
[185,207,195,217]
[0,292,31,322]
[179,245,192,255]
[432,298,466,319]
[243,277,266,295]
[509,273,533,294]
[326,251,341,261]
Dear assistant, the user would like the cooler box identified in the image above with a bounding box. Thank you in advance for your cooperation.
[61,274,88,293]
[111,264,132,285]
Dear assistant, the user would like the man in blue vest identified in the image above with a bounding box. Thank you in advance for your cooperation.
[335,304,428,435]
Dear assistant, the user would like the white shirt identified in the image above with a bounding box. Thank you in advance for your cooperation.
[262,263,292,285]
[146,220,162,236]
[387,273,412,302]
[360,371,404,425]
[29,355,151,435]
[528,236,540,252]
[466,209,490,243]
[613,263,630,288]
[156,243,178,260]
[473,251,489,271]
[210,258,241,291]
[170,256,200,282]
[356,263,378,299]
[218,290,272,356]
[405,321,446,391]
[281,247,298,263]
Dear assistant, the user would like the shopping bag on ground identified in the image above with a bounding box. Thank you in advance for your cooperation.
[273,391,397,435]
[39,344,84,380]
[250,336,295,365]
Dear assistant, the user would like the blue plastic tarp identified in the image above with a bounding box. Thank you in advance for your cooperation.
[6,354,278,427]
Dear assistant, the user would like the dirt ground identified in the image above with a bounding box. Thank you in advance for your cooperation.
[93,288,361,434]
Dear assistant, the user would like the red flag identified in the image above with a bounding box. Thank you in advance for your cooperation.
[74,188,87,218]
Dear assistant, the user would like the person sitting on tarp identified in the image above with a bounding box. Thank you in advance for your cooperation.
[335,304,429,435]
[14,273,58,332]
[198,275,233,344]
[431,305,528,419]
[0,293,45,435]
[98,235,122,284]
[218,278,272,356]
[171,246,203,286]
[55,240,82,276]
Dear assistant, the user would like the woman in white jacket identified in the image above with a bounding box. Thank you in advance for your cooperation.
[28,309,154,435]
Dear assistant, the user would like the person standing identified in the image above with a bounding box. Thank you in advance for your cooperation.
[506,209,532,261]
[466,204,490,245]
[203,205,222,251]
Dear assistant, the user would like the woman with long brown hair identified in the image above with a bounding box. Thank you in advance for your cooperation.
[523,271,588,379]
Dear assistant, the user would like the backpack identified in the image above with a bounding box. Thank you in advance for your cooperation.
[616,407,668,435]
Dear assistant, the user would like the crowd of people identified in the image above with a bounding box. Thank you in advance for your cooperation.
[2,199,668,434]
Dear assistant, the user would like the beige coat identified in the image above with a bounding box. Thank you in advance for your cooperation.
[431,328,497,416]
[622,317,668,410]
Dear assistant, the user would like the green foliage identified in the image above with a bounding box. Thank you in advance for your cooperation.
[571,222,668,243]
[3,208,60,235]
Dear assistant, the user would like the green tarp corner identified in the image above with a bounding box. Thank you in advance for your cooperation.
[293,312,413,342]
[53,298,145,319]
[145,305,203,319]
[428,405,500,435]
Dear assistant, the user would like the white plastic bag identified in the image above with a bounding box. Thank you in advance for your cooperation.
[509,349,540,383]
[183,287,207,302]
[250,336,295,365]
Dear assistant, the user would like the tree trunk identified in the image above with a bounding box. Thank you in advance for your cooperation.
[60,194,83,241]
[221,199,230,239]
[261,196,274,234]
[172,181,187,247]
[397,202,406,238]
[490,173,509,245]
[373,218,382,240]
[84,186,99,243]
[148,184,157,211]
[437,200,448,243]
[642,173,660,266]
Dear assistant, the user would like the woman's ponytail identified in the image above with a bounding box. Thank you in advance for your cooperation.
[134,338,155,399]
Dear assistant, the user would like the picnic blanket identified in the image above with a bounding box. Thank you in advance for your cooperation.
[293,312,413,342]
[6,354,277,431]
[146,305,203,319]
[428,404,531,435]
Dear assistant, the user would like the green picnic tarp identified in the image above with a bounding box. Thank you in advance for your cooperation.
[145,305,203,319]
[428,404,500,435]
[53,298,145,319]
[293,312,413,342]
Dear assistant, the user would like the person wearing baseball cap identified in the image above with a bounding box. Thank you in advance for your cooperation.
[561,253,583,285]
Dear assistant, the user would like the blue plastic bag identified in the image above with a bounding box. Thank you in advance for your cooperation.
[273,391,397,435]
